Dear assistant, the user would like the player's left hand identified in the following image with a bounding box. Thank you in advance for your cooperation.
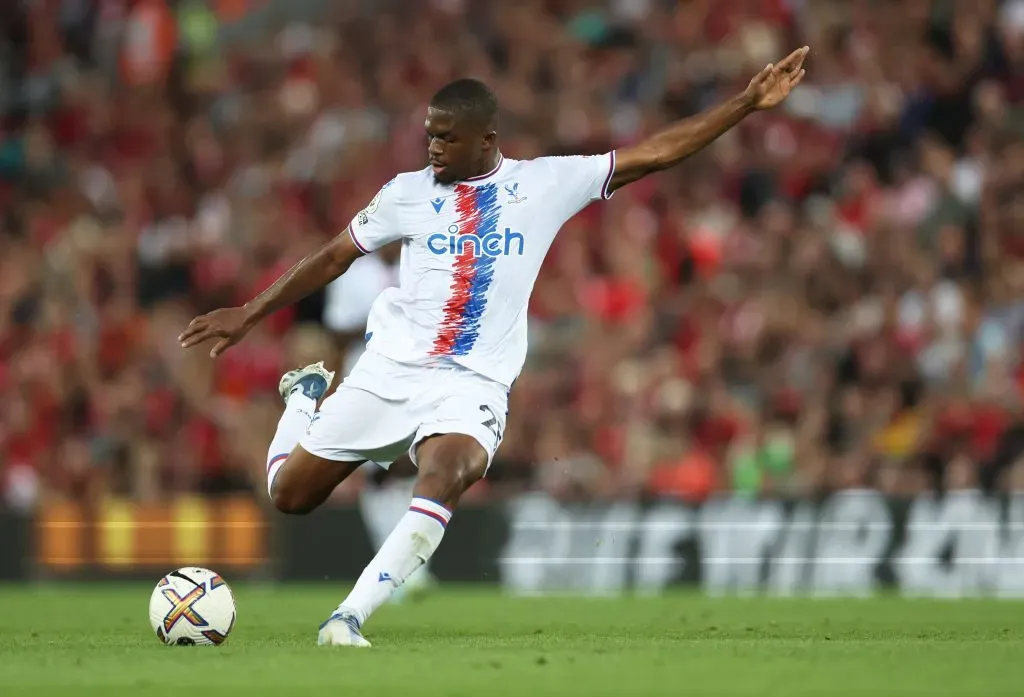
[744,46,809,111]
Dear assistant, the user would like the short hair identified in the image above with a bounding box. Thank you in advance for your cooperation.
[429,78,498,129]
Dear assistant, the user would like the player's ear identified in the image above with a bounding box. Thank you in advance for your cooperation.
[481,130,497,151]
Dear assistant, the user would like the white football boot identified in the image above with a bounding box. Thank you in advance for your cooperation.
[317,610,372,647]
[278,361,335,404]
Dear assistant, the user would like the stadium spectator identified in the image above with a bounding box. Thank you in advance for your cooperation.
[0,0,1021,509]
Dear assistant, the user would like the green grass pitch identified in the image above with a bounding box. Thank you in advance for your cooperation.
[2,585,1024,696]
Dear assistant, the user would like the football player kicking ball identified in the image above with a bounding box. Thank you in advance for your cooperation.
[180,47,809,647]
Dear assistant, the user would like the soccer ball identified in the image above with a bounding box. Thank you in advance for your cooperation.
[149,567,236,646]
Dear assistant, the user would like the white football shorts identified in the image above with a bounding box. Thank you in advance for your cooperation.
[297,349,508,473]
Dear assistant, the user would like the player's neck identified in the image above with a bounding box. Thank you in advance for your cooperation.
[467,152,502,181]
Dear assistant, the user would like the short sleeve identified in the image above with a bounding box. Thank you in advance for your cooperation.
[348,178,402,254]
[543,152,616,217]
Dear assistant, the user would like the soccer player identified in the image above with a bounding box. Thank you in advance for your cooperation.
[179,46,809,646]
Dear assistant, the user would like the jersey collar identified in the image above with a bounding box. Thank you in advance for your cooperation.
[462,154,504,183]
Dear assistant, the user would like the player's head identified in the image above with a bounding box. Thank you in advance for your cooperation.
[425,78,499,184]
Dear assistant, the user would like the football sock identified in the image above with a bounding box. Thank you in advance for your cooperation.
[359,478,433,590]
[337,497,450,625]
[266,392,316,493]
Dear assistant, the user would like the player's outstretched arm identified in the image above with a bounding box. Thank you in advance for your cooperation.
[179,229,363,358]
[608,46,808,193]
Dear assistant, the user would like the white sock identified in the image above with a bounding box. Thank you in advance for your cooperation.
[266,392,316,495]
[360,478,432,591]
[338,497,450,625]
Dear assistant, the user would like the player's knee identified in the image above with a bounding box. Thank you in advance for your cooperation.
[416,467,481,505]
[268,448,360,515]
[270,479,317,515]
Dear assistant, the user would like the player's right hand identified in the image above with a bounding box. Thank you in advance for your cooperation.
[179,307,253,358]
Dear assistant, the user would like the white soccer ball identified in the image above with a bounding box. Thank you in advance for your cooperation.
[149,567,236,646]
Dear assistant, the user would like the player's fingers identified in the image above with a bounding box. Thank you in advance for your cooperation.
[178,327,203,344]
[178,317,208,343]
[778,46,809,71]
[753,63,773,85]
[790,69,807,89]
[210,336,234,359]
[180,326,222,348]
[790,46,806,70]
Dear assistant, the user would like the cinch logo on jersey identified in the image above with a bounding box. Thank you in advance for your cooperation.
[430,182,504,357]
[427,225,524,257]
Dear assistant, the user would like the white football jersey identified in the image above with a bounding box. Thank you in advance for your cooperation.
[347,152,616,387]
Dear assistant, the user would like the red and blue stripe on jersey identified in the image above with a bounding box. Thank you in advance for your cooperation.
[430,183,501,357]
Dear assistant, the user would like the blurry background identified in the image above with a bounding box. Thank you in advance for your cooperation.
[1,0,1023,594]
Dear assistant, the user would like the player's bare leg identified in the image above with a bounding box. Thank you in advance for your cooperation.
[318,434,486,647]
[412,434,488,509]
[266,362,364,514]
[270,448,363,514]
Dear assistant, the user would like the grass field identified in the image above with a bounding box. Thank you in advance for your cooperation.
[2,585,1024,696]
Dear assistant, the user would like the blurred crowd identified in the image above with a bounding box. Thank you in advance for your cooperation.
[1,0,1023,509]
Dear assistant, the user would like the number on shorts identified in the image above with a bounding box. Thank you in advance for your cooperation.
[479,405,503,445]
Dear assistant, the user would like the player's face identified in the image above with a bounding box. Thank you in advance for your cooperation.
[425,108,493,185]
